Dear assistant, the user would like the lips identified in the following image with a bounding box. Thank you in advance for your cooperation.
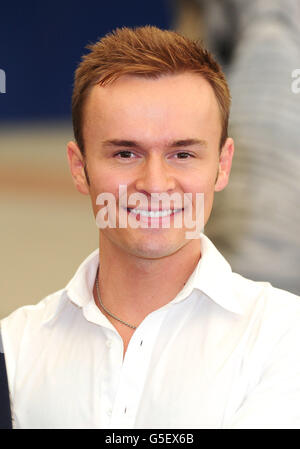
[127,208,183,218]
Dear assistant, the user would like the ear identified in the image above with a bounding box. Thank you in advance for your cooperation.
[214,137,234,192]
[66,141,90,195]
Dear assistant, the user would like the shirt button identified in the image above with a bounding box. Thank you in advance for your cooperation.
[106,339,112,349]
[107,408,112,416]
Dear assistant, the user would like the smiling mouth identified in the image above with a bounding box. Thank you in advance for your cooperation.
[127,208,183,218]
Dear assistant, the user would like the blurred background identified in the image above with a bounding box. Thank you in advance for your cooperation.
[1,0,300,318]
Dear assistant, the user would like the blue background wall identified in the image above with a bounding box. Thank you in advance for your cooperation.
[0,1,174,318]
[0,0,172,121]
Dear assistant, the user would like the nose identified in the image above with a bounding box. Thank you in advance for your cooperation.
[135,154,176,195]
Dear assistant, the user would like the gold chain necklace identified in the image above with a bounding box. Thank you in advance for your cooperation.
[95,267,137,330]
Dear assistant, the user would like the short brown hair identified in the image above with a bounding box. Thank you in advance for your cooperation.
[72,26,231,155]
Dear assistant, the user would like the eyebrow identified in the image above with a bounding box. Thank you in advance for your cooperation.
[169,139,207,148]
[101,138,208,149]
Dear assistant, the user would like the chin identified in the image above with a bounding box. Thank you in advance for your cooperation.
[101,228,194,260]
[124,235,189,260]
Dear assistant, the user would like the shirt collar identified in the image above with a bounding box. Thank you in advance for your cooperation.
[65,249,99,309]
[45,234,243,324]
[169,234,243,315]
[192,234,244,315]
[42,249,99,325]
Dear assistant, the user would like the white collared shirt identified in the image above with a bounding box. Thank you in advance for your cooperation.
[2,235,300,429]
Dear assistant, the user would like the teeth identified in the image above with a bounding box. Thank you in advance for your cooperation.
[129,209,181,218]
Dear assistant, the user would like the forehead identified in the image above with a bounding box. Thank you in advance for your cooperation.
[83,73,221,145]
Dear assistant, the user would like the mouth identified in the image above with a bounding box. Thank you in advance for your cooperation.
[127,208,183,218]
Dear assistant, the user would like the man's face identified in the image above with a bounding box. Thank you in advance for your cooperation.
[67,73,233,259]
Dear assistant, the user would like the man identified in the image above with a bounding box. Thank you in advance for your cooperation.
[1,26,300,429]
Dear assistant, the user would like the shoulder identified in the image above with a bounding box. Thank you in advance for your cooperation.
[0,289,65,354]
[232,272,300,336]
[232,272,300,305]
[1,288,64,324]
[0,248,98,359]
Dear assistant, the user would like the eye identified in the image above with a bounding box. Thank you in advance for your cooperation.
[115,150,136,159]
[175,152,194,159]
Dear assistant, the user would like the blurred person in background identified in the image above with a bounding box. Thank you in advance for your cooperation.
[174,0,300,295]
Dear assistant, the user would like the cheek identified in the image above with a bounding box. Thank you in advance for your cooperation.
[183,172,216,195]
[88,160,137,194]
[88,169,121,196]
[183,172,217,221]
[89,173,134,219]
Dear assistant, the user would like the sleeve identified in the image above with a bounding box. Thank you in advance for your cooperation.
[227,318,300,429]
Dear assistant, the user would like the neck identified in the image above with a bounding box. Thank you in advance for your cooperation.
[94,234,201,326]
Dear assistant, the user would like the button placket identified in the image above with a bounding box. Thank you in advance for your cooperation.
[110,309,168,428]
[100,330,123,427]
